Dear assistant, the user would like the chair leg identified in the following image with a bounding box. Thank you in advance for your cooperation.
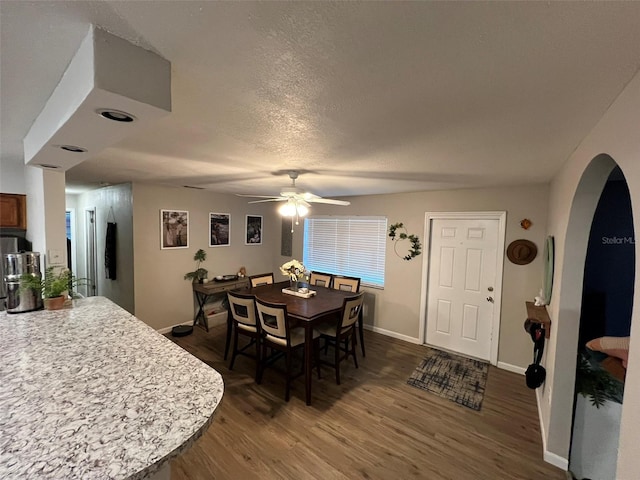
[229,325,239,370]
[314,337,322,379]
[224,317,233,360]
[285,349,293,402]
[352,334,359,369]
[335,337,341,385]
[257,342,266,384]
[358,317,366,357]
[254,336,261,382]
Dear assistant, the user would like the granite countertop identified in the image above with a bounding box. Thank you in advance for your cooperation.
[0,296,224,479]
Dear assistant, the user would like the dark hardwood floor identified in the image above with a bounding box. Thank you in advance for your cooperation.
[167,324,565,480]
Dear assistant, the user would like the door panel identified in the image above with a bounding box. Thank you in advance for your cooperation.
[436,300,452,333]
[426,218,500,361]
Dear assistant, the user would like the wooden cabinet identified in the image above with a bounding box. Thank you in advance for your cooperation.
[0,194,27,230]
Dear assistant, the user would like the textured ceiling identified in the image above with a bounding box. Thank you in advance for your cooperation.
[2,1,640,197]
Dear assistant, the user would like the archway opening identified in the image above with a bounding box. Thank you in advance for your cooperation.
[569,165,634,479]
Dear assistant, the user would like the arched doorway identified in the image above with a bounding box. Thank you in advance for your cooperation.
[569,165,634,479]
[548,154,635,475]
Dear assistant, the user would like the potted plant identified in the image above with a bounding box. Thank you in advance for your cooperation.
[184,248,208,283]
[20,266,86,310]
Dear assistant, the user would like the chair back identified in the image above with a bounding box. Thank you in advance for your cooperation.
[250,273,274,288]
[340,292,365,330]
[227,291,257,328]
[333,275,360,292]
[309,271,333,288]
[255,298,290,346]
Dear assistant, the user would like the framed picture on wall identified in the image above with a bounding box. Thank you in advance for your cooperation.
[160,209,189,249]
[209,212,230,247]
[245,215,263,245]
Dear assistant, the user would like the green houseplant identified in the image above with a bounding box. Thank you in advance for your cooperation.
[20,266,86,310]
[184,248,208,283]
[575,352,624,408]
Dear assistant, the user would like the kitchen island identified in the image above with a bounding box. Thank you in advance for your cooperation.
[0,296,223,479]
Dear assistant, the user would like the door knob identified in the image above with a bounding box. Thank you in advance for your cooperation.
[486,296,494,303]
[488,286,494,292]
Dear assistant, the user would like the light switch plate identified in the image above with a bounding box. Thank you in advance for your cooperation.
[48,249,64,265]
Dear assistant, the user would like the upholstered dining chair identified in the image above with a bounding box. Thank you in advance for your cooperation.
[331,275,366,357]
[249,272,274,288]
[332,275,360,292]
[255,297,321,402]
[227,291,260,381]
[316,292,365,385]
[309,271,333,288]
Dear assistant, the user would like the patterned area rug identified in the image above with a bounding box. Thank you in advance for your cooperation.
[407,347,489,411]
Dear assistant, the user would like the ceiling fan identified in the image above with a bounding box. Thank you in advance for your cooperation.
[237,170,350,225]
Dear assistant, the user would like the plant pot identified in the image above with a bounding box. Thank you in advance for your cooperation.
[43,296,66,310]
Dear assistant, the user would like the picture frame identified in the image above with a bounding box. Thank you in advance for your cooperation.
[160,210,189,249]
[209,212,230,247]
[245,215,263,245]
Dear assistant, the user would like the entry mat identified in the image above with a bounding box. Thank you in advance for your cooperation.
[407,347,489,411]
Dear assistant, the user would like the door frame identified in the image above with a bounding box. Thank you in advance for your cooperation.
[85,207,98,297]
[419,211,507,365]
[66,208,77,273]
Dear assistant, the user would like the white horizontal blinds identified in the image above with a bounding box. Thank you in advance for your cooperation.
[303,216,387,288]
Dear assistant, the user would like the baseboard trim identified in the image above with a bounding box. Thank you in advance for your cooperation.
[497,361,526,376]
[535,388,569,471]
[157,322,192,335]
[366,325,422,344]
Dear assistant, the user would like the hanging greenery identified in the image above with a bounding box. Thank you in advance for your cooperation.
[388,222,422,261]
[575,352,624,408]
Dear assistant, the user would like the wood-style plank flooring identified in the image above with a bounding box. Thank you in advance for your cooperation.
[167,325,565,480]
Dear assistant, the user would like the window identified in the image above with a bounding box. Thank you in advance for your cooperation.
[303,216,387,288]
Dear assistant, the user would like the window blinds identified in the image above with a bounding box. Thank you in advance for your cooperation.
[303,216,387,288]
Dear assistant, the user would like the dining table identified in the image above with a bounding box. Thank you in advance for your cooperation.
[241,281,355,405]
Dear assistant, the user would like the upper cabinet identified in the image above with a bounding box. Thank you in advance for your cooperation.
[0,194,27,230]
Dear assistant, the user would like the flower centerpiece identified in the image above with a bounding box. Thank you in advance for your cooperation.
[280,259,306,290]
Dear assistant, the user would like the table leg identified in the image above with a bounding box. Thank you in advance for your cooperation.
[193,291,209,332]
[305,325,313,406]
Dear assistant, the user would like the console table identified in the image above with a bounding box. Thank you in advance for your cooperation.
[192,277,250,351]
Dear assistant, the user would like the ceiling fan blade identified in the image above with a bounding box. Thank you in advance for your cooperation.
[236,194,283,199]
[306,198,351,206]
[247,198,287,204]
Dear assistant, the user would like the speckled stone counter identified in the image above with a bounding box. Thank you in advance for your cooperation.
[0,296,224,479]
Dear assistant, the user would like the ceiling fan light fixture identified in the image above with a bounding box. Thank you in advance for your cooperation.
[279,201,297,217]
[296,203,309,217]
[279,198,310,218]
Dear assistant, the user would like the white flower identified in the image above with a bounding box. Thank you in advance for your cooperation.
[280,260,306,281]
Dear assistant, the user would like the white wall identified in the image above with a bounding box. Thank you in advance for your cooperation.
[299,184,549,370]
[24,166,66,268]
[0,156,26,194]
[543,68,640,476]
[131,184,284,331]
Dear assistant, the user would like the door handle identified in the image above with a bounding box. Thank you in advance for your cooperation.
[486,296,494,303]
[488,286,494,292]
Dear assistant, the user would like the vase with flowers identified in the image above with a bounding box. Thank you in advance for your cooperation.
[280,259,306,292]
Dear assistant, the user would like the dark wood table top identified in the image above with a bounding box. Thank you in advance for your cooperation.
[246,282,353,322]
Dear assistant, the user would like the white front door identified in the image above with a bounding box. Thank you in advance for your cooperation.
[425,216,503,362]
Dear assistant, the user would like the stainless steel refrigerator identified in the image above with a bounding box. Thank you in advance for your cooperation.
[1,236,19,310]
